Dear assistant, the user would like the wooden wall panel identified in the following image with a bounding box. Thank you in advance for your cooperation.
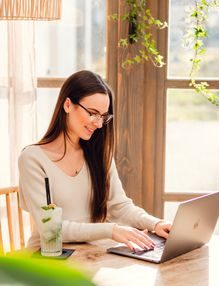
[142,0,161,215]
[106,0,165,211]
[154,0,168,217]
[142,61,157,214]
[116,65,145,206]
[107,0,145,206]
[107,0,170,215]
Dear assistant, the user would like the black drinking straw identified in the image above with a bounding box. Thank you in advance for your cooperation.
[45,177,51,205]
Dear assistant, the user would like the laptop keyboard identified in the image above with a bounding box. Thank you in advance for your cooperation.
[132,241,165,259]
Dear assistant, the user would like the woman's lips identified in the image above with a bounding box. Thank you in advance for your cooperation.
[85,126,95,135]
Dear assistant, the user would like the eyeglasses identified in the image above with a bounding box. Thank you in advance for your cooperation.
[77,102,113,125]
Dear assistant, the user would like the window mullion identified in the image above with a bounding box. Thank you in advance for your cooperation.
[166,79,219,89]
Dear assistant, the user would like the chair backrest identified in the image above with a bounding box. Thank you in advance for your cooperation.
[0,186,31,254]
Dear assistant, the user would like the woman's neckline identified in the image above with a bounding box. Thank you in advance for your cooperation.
[35,145,85,178]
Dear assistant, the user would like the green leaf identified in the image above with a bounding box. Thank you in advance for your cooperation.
[122,59,134,68]
[121,13,130,21]
[208,94,219,106]
[0,254,95,286]
[191,11,198,17]
[134,55,141,63]
[42,217,52,223]
[160,21,168,29]
[41,206,50,211]
[118,38,128,48]
[193,57,200,63]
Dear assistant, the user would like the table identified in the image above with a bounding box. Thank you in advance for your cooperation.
[64,236,219,286]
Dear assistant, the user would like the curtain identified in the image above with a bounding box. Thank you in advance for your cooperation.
[0,21,37,186]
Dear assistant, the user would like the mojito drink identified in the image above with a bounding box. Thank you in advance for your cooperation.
[40,205,62,256]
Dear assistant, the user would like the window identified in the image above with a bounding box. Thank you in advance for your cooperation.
[166,89,218,194]
[168,0,218,79]
[36,0,107,139]
[36,0,106,78]
[162,0,219,221]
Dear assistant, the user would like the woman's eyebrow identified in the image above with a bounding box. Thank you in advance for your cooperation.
[87,107,108,115]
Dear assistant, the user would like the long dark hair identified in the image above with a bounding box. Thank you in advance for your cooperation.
[37,70,114,222]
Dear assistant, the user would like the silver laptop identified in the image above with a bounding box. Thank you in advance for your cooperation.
[107,192,219,263]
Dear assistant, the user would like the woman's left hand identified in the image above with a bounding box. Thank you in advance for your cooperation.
[154,221,172,239]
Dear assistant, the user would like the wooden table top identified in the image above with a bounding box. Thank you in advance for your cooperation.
[64,236,219,286]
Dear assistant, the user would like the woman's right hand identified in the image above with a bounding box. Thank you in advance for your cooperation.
[112,224,156,251]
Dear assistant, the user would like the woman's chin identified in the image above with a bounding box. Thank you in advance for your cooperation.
[80,133,93,141]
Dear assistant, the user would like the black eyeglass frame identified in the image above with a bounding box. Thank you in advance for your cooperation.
[76,102,113,125]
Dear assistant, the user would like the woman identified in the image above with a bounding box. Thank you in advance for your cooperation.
[18,70,171,250]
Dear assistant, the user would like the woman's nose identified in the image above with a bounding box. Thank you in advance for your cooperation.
[93,119,103,129]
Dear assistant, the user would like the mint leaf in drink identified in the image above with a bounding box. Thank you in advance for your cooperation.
[41,206,50,210]
[42,217,51,223]
[41,204,56,210]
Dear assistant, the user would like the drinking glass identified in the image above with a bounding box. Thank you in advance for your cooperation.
[40,206,62,257]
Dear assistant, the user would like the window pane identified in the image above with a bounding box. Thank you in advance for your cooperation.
[0,89,10,187]
[35,0,106,78]
[164,202,219,234]
[165,89,218,193]
[168,0,219,79]
[37,89,59,139]
[164,202,180,222]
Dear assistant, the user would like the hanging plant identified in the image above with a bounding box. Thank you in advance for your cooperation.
[184,0,219,106]
[111,0,218,106]
[110,0,167,68]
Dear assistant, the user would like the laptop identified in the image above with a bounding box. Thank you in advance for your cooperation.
[107,192,219,263]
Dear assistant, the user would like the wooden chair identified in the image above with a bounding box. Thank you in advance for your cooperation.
[0,186,30,254]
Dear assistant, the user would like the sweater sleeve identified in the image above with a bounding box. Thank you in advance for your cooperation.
[107,160,161,231]
[18,148,115,243]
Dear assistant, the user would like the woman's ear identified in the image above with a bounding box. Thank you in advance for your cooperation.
[63,97,72,113]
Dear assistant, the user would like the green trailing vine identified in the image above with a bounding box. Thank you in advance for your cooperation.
[110,0,167,68]
[111,0,218,105]
[184,0,219,106]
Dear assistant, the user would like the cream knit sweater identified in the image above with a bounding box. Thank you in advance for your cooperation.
[18,145,160,248]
